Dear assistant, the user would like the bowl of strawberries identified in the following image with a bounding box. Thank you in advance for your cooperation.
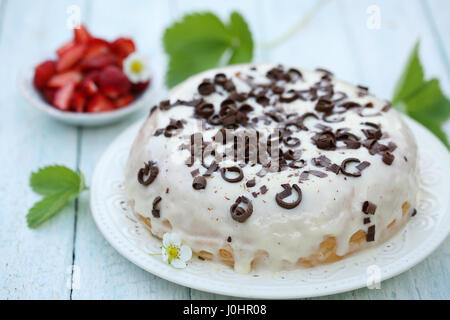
[19,24,156,126]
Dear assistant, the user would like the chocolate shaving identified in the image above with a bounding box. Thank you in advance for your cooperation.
[340,158,361,177]
[275,184,302,209]
[198,81,215,96]
[260,185,268,194]
[366,225,375,242]
[284,136,301,147]
[363,217,371,224]
[204,161,218,177]
[190,169,200,177]
[362,201,377,215]
[230,196,253,222]
[137,161,159,186]
[152,196,162,218]
[192,176,207,190]
[246,178,256,188]
[220,166,244,183]
[355,161,371,171]
[382,151,395,165]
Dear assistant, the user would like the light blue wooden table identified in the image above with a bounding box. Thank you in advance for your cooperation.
[0,0,449,300]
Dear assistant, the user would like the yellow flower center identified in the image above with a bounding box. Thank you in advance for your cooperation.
[167,246,179,263]
[130,60,144,74]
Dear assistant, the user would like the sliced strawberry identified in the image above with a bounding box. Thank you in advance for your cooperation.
[57,43,86,72]
[74,24,92,44]
[71,89,87,113]
[98,65,131,99]
[84,70,101,84]
[113,94,135,108]
[56,40,75,57]
[86,93,116,113]
[81,78,98,96]
[84,38,111,59]
[42,88,57,104]
[48,71,82,88]
[53,81,76,111]
[79,53,119,71]
[131,80,150,94]
[33,60,57,89]
[110,38,135,58]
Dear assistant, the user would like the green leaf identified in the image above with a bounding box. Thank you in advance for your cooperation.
[163,11,253,88]
[226,12,254,64]
[392,41,450,149]
[392,42,424,106]
[404,79,450,125]
[30,165,81,195]
[27,165,87,228]
[27,191,75,229]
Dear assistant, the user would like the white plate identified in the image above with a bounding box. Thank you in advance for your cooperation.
[90,116,450,299]
[18,59,161,127]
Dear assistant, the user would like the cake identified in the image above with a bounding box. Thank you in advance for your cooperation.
[124,64,419,273]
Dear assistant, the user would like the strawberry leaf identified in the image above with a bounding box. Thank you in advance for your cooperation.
[27,165,87,228]
[163,12,253,88]
[393,42,450,149]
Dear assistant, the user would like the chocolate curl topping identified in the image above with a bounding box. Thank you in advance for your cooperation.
[275,184,302,209]
[314,131,336,150]
[152,196,162,218]
[366,225,376,242]
[382,151,395,165]
[230,196,253,222]
[137,161,159,186]
[198,81,215,96]
[220,166,244,183]
[362,201,377,215]
[192,176,207,190]
[340,158,362,177]
[195,102,214,118]
[315,98,334,113]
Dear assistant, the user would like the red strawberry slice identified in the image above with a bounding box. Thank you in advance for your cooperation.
[33,60,57,89]
[48,71,82,88]
[82,78,98,96]
[74,24,92,44]
[53,81,76,111]
[57,43,86,72]
[42,88,57,104]
[86,93,116,113]
[56,40,75,57]
[71,89,87,113]
[113,94,135,108]
[110,38,136,58]
[131,80,150,94]
[99,65,131,99]
[80,53,119,71]
[84,70,101,84]
[84,38,111,59]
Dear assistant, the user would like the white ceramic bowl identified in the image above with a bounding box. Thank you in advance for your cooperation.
[18,60,160,127]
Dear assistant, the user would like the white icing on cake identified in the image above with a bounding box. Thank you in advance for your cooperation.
[124,64,419,273]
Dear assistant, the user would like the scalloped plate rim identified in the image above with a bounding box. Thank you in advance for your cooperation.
[90,115,450,299]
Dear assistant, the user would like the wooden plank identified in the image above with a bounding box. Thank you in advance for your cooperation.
[0,0,90,299]
[71,0,190,299]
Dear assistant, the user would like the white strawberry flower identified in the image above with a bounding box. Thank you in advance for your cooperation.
[123,52,151,83]
[160,232,192,268]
